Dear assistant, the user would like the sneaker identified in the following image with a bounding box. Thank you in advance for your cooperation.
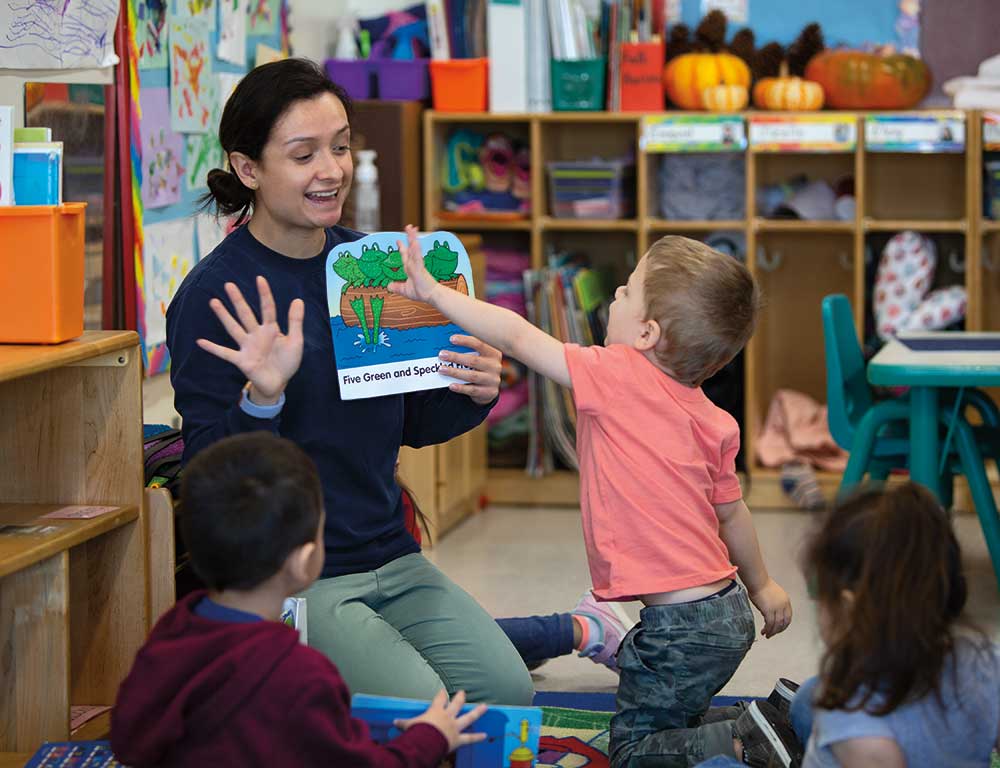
[780,461,826,510]
[572,590,636,672]
[734,700,803,768]
[767,678,800,719]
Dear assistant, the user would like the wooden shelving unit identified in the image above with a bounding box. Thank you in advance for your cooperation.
[424,110,998,509]
[0,332,146,753]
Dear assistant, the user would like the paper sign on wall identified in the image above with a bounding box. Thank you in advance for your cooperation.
[326,232,475,400]
[700,0,747,23]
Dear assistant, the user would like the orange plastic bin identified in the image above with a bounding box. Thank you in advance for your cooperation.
[430,58,489,112]
[0,202,86,344]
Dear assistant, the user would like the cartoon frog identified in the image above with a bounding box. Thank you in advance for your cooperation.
[423,240,459,282]
[358,242,388,286]
[378,246,408,287]
[332,252,365,292]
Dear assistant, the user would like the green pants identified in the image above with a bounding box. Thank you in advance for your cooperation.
[302,553,534,705]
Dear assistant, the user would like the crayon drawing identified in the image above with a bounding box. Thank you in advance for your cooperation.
[139,87,185,208]
[246,0,277,36]
[174,0,215,29]
[0,0,120,69]
[170,19,214,133]
[217,0,246,66]
[135,0,167,69]
[144,218,195,349]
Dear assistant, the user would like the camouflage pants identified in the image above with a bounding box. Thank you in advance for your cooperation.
[610,583,756,768]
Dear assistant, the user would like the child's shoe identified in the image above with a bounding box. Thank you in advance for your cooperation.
[572,590,636,672]
[766,678,800,719]
[481,134,514,193]
[780,461,825,511]
[734,700,803,767]
[512,142,531,202]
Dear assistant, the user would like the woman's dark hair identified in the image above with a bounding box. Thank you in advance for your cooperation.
[180,432,324,591]
[199,57,353,225]
[803,482,969,716]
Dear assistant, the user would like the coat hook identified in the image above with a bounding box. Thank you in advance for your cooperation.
[948,250,966,273]
[838,251,853,271]
[984,250,998,272]
[756,246,782,272]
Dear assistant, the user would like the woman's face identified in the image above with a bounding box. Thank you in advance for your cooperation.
[251,92,354,236]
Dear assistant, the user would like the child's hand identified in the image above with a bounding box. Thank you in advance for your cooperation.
[749,579,792,638]
[388,224,441,304]
[394,689,488,753]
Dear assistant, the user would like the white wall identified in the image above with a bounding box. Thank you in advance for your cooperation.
[288,0,413,63]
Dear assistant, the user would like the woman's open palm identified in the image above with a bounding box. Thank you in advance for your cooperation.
[196,276,305,401]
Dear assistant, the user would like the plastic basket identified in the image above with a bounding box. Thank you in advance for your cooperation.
[546,160,634,219]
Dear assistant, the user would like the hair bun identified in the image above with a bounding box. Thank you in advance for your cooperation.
[205,168,253,217]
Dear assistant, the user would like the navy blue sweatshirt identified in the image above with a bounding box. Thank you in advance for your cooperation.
[166,225,493,577]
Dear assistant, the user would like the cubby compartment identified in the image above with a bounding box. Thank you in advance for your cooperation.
[645,152,747,226]
[753,152,856,223]
[538,118,637,222]
[423,115,532,229]
[865,152,967,222]
[981,231,1000,331]
[750,232,855,467]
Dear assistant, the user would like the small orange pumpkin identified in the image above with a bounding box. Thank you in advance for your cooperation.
[753,62,824,110]
[702,84,748,112]
[663,52,751,110]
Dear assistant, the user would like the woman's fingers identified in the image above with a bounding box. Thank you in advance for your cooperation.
[208,298,248,344]
[286,298,305,345]
[196,337,241,365]
[257,275,277,326]
[225,281,260,331]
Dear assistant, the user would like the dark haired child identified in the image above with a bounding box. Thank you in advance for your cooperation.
[111,432,486,767]
[796,482,1000,767]
[392,227,798,767]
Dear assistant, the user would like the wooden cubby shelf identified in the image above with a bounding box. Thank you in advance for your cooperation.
[423,110,1000,509]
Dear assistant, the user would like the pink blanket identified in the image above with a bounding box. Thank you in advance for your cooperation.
[756,389,848,472]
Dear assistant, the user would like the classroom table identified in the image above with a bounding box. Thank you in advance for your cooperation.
[868,332,1000,585]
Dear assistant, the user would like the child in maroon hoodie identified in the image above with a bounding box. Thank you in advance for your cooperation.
[112,432,487,767]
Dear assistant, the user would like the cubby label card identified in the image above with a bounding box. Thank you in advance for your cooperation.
[640,115,746,152]
[748,115,856,152]
[865,113,965,153]
[984,113,1000,150]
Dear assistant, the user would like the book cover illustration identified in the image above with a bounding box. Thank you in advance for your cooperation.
[23,741,124,767]
[280,596,307,644]
[351,693,541,767]
[326,231,475,400]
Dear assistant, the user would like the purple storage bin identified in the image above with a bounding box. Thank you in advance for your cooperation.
[376,59,430,101]
[325,59,375,100]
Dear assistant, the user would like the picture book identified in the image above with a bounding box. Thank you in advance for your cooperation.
[351,693,542,768]
[326,231,476,400]
[23,741,124,767]
[280,596,307,644]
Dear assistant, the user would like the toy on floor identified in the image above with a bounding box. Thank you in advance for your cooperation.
[874,231,967,340]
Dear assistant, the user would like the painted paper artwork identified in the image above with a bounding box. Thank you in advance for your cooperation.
[136,0,167,69]
[217,71,242,116]
[195,212,233,259]
[218,0,246,66]
[0,0,120,69]
[139,87,185,208]
[246,0,277,36]
[144,217,196,349]
[170,19,214,133]
[174,0,216,30]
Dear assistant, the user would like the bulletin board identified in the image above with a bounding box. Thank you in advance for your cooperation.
[128,0,289,376]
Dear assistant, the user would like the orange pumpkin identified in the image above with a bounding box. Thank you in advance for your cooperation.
[663,52,751,110]
[753,75,824,110]
[702,84,748,112]
[804,50,931,109]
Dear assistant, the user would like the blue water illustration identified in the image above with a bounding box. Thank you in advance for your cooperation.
[331,317,470,370]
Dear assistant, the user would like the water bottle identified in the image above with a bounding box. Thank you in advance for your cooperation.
[353,149,380,233]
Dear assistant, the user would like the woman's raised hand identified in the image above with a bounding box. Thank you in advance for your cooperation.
[196,276,304,404]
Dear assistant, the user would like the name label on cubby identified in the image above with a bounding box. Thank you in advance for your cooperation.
[865,113,965,152]
[640,115,746,152]
[748,115,856,152]
[985,113,1000,150]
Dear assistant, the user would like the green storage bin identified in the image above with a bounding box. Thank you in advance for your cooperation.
[551,58,606,111]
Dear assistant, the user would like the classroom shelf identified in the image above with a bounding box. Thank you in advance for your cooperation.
[754,219,856,233]
[429,216,533,231]
[646,219,747,232]
[540,217,639,231]
[864,218,968,232]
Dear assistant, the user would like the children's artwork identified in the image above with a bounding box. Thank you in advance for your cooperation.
[352,694,542,768]
[0,0,120,69]
[326,232,475,400]
[144,218,196,348]
[217,71,243,117]
[139,87,185,208]
[174,0,216,29]
[218,0,247,66]
[170,19,214,133]
[185,132,222,190]
[138,91,183,206]
[136,0,168,69]
[254,41,284,65]
[246,0,277,35]
[195,211,232,258]
[22,741,123,768]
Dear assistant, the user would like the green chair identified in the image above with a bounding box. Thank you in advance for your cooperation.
[823,293,1000,588]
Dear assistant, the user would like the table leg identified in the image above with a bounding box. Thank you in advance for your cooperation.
[909,386,941,500]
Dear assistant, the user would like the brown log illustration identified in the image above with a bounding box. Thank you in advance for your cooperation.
[340,275,469,330]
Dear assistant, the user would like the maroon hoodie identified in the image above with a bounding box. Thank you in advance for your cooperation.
[111,591,448,767]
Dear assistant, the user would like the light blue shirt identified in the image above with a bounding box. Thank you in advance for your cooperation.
[804,639,1000,768]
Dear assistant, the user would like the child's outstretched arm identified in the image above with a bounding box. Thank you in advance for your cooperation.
[715,499,792,638]
[390,225,571,388]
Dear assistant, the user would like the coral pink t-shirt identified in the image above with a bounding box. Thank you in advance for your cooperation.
[565,343,741,601]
